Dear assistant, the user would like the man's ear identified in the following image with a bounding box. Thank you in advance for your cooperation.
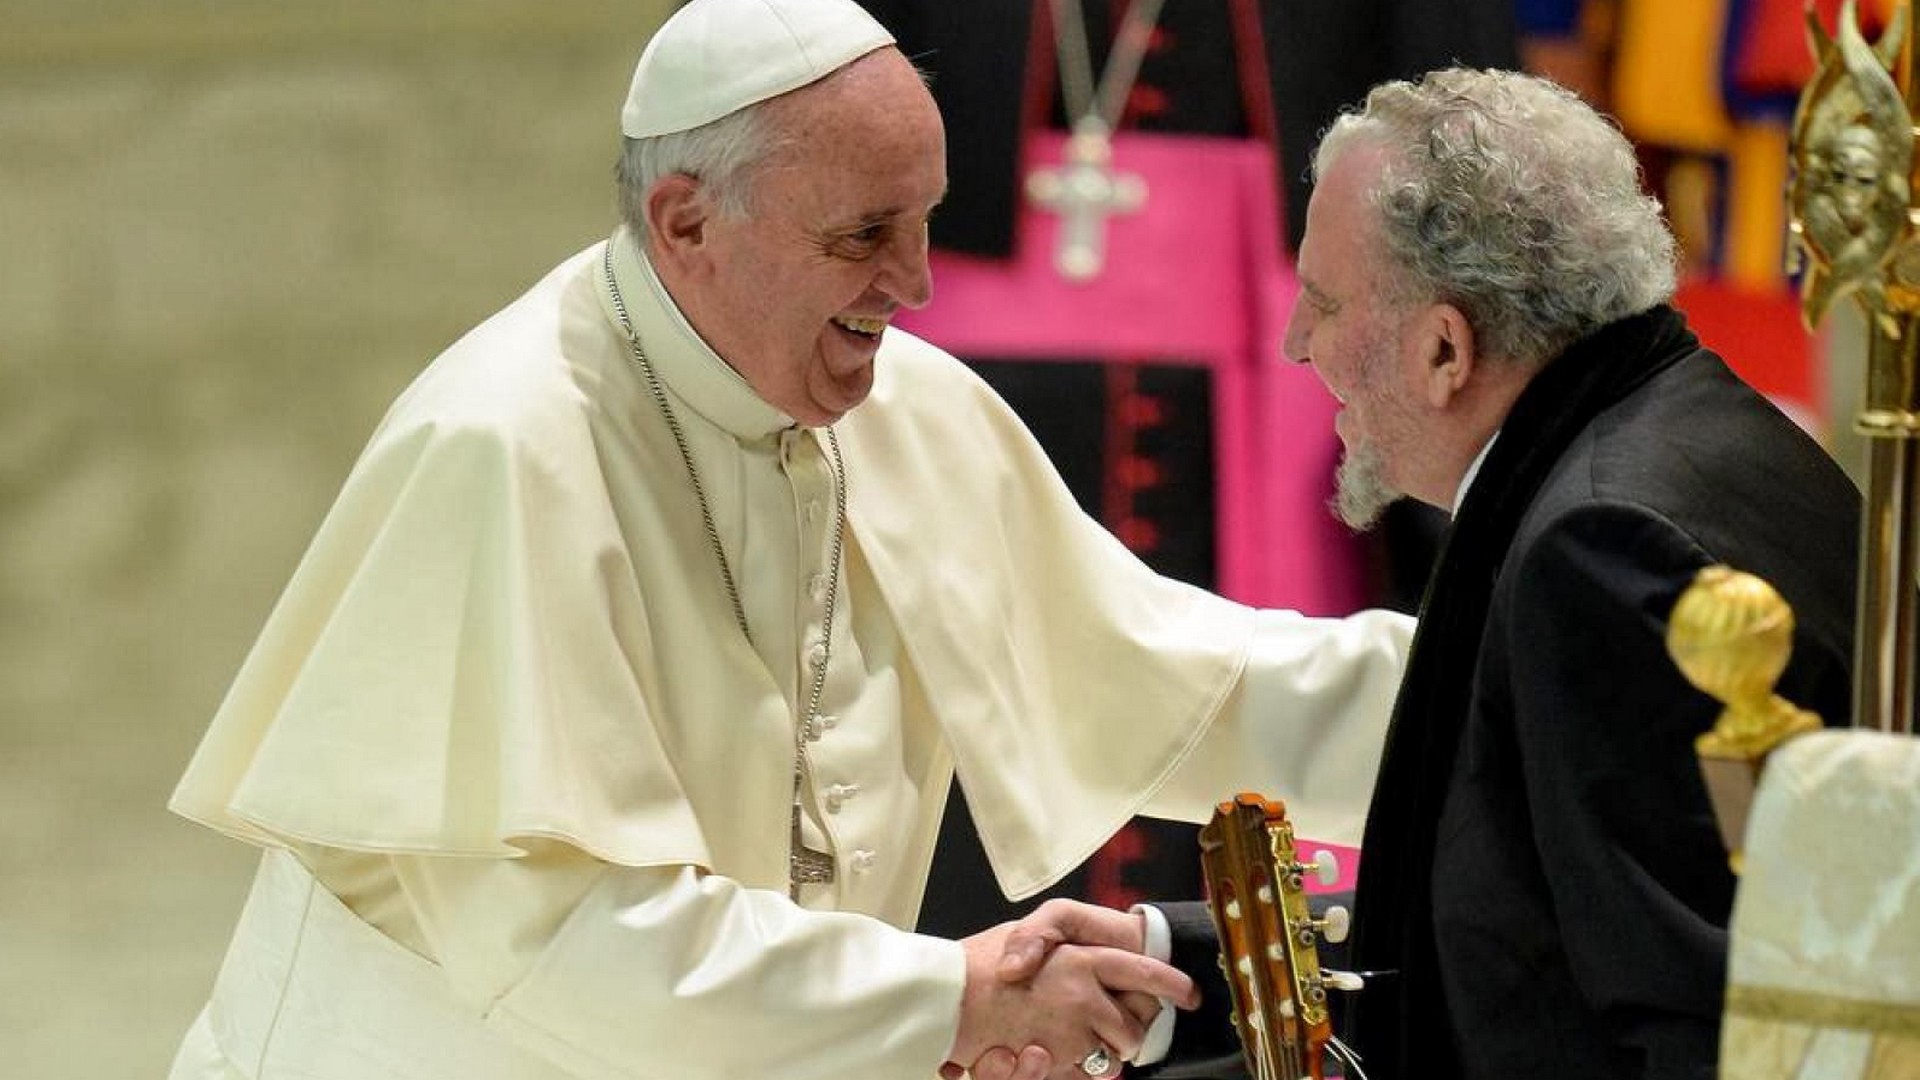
[645,174,712,272]
[1418,303,1477,409]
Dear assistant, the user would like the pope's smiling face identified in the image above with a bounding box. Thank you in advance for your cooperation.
[678,49,947,427]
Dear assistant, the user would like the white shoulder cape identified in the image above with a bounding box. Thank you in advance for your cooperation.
[172,240,1255,900]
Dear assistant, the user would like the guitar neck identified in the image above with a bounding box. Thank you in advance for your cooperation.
[1198,793,1332,1080]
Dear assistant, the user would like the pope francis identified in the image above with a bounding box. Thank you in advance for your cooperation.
[164,1,1413,1078]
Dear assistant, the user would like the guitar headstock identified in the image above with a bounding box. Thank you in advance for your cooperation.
[1199,792,1344,1080]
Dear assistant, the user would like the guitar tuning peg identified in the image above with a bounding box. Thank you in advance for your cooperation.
[1313,904,1351,944]
[1298,848,1339,887]
[1321,968,1366,993]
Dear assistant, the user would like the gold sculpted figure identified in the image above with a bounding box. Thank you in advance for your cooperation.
[1788,0,1913,331]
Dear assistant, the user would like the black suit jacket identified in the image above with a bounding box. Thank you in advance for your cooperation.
[1153,312,1860,1080]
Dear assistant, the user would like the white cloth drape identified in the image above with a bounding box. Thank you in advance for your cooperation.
[1722,730,1920,1079]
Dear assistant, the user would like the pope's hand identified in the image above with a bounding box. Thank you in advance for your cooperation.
[995,899,1163,985]
[946,1044,1051,1080]
[944,903,1198,1080]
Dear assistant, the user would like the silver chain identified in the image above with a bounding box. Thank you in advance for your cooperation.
[1049,0,1171,134]
[602,242,848,893]
[602,242,751,641]
[803,430,847,738]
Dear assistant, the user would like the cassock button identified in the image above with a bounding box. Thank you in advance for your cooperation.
[818,713,839,731]
[850,849,877,873]
[808,641,828,670]
[825,783,859,812]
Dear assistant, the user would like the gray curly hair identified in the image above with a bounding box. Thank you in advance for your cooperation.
[1316,68,1678,365]
[614,102,779,242]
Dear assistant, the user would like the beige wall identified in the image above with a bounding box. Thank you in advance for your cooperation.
[0,2,674,1073]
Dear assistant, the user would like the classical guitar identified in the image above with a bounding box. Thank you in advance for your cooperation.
[1198,793,1356,1080]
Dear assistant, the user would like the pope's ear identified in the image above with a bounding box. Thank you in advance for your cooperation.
[1423,303,1477,408]
[645,173,712,266]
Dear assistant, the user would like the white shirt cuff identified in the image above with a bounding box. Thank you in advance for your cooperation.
[1132,903,1175,1065]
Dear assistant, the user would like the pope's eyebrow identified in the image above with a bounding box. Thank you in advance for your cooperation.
[844,189,946,231]
[818,206,896,236]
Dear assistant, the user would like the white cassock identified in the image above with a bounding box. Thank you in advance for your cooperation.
[166,229,1413,1080]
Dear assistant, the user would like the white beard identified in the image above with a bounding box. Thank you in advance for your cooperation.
[1333,442,1400,531]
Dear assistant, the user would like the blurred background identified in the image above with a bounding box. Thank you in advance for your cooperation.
[0,1,676,1073]
[0,1,1883,1076]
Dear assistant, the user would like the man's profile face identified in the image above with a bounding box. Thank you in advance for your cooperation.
[1282,145,1423,529]
[686,49,947,426]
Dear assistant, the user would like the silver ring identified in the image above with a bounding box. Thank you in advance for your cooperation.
[1079,1046,1114,1077]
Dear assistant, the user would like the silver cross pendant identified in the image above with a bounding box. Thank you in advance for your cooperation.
[1024,116,1148,282]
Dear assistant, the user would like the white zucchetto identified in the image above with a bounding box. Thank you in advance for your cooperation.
[621,0,896,139]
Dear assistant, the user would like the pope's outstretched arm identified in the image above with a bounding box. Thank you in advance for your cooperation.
[1147,606,1414,844]
[298,842,1194,1080]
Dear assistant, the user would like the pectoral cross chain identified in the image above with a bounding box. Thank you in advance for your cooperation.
[789,801,836,899]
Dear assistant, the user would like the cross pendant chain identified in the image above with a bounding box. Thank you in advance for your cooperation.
[789,801,836,900]
[1031,0,1166,281]
[601,243,849,906]
[1025,119,1148,281]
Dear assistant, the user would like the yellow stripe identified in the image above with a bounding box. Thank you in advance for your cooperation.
[1727,983,1920,1037]
[1725,122,1792,287]
[1611,0,1736,151]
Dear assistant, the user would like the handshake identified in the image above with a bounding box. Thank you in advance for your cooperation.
[942,899,1200,1080]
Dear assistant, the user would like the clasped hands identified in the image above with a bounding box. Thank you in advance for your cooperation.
[944,899,1198,1080]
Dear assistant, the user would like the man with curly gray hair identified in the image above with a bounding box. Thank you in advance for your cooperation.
[1303,68,1681,532]
[998,67,1862,1080]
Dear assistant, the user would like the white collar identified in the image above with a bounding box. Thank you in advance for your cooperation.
[1451,430,1498,517]
[597,227,794,442]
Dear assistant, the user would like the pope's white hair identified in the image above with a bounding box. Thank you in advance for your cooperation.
[1316,67,1678,365]
[615,102,774,242]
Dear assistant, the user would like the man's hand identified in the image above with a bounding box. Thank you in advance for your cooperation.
[945,911,1197,1080]
[944,902,1200,1080]
[995,899,1171,986]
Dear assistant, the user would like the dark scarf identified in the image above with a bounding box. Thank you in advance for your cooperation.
[1344,306,1700,1079]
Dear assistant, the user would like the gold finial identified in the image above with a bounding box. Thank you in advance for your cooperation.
[1666,566,1824,868]
[1669,566,1823,755]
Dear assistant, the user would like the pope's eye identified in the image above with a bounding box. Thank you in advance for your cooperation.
[820,223,889,261]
